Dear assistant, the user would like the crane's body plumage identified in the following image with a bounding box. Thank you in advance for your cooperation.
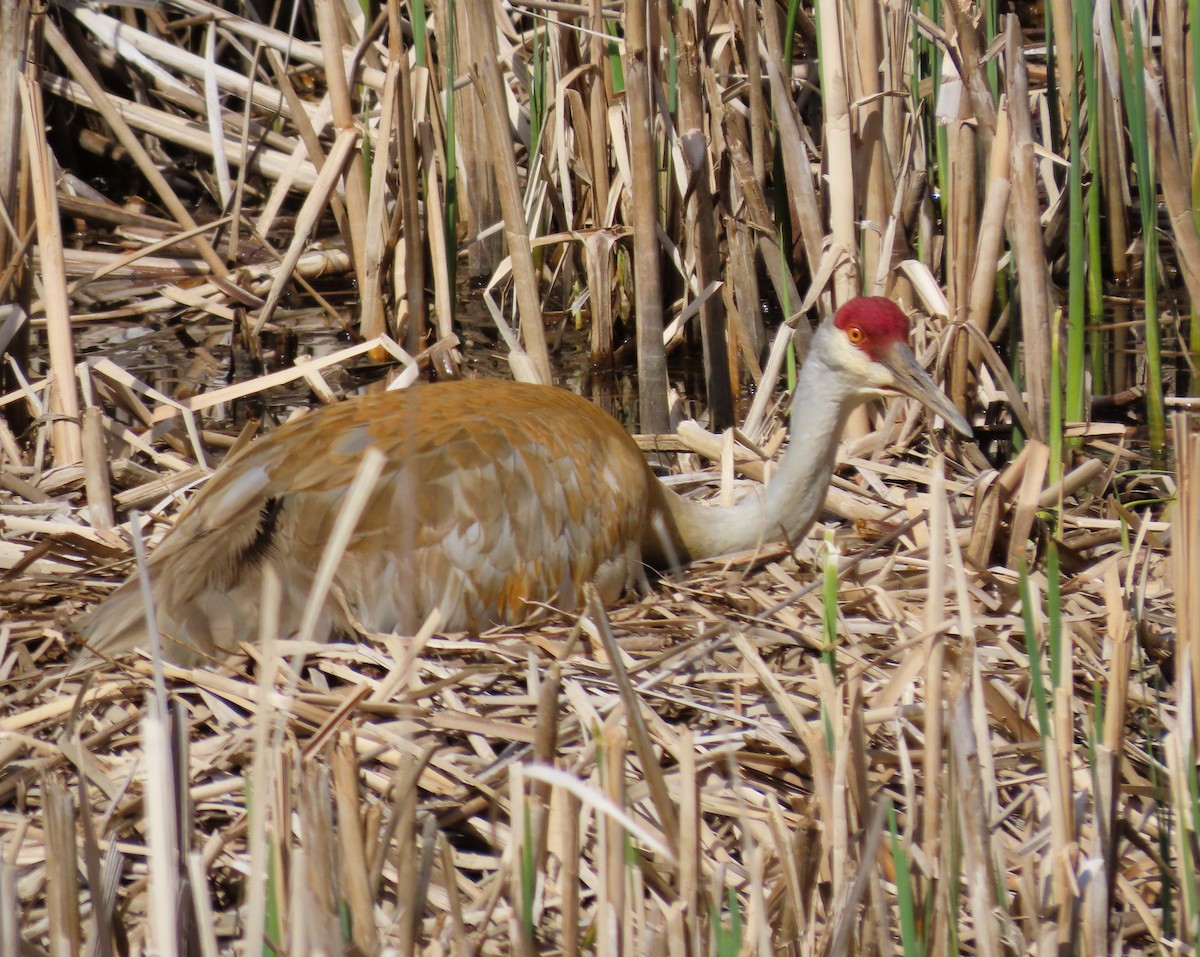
[79,380,662,663]
[77,298,971,666]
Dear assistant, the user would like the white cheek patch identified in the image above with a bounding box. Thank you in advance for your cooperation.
[825,329,898,390]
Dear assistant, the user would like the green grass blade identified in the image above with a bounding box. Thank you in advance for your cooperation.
[1065,11,1086,437]
[1115,8,1165,457]
[889,801,922,957]
[1018,560,1051,739]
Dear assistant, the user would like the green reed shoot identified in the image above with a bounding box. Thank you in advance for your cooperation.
[1050,312,1064,487]
[783,0,803,68]
[984,0,999,98]
[606,20,624,93]
[1193,0,1200,378]
[1078,0,1106,396]
[817,532,840,754]
[530,25,547,164]
[929,0,948,230]
[520,798,537,946]
[1045,542,1063,689]
[1042,0,1060,151]
[1018,560,1051,739]
[1065,11,1086,439]
[1182,751,1200,949]
[821,529,839,677]
[711,886,744,957]
[1115,7,1166,457]
[910,0,947,263]
[889,801,921,957]
[411,0,427,71]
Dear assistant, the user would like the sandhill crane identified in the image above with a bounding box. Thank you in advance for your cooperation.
[76,296,971,665]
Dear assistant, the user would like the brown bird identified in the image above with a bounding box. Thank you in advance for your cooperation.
[76,296,971,665]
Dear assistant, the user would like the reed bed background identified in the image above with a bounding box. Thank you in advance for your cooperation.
[0,0,1196,953]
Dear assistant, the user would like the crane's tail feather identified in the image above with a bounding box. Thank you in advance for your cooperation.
[73,576,155,660]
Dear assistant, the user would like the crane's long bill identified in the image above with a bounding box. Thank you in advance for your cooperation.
[882,343,974,437]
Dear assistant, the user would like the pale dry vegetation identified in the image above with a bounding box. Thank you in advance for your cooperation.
[0,0,1197,954]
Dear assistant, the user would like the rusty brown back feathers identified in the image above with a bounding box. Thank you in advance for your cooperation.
[78,380,658,664]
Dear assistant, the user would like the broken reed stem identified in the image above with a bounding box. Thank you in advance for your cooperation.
[468,0,552,384]
[853,0,886,286]
[396,44,428,353]
[42,20,235,285]
[315,0,370,300]
[818,0,857,303]
[360,58,400,353]
[20,74,81,465]
[1004,16,1053,441]
[677,7,733,431]
[624,0,669,432]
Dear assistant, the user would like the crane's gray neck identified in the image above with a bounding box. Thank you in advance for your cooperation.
[648,331,861,564]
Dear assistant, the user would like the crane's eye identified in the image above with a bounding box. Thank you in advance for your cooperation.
[846,325,865,345]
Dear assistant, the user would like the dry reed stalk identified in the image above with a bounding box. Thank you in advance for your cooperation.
[0,1,29,265]
[967,105,1011,366]
[721,113,805,335]
[389,754,422,954]
[251,128,362,334]
[1147,86,1200,308]
[469,0,552,384]
[948,674,1003,957]
[299,761,343,954]
[1096,47,1131,393]
[852,0,887,286]
[395,45,428,352]
[921,461,947,892]
[20,76,81,466]
[599,721,627,953]
[334,738,379,953]
[41,22,239,282]
[1175,414,1200,741]
[817,0,857,304]
[81,406,115,530]
[452,1,500,279]
[676,6,732,430]
[360,58,401,355]
[584,230,618,363]
[1048,0,1074,139]
[69,4,298,117]
[1162,0,1190,162]
[724,221,767,367]
[742,4,766,189]
[946,102,977,415]
[43,774,80,955]
[1087,567,1131,948]
[766,56,824,279]
[587,0,611,226]
[316,0,370,301]
[1004,16,1053,441]
[0,0,31,438]
[419,123,457,342]
[508,766,536,957]
[625,0,669,432]
[255,48,342,238]
[948,2,997,149]
[201,22,232,212]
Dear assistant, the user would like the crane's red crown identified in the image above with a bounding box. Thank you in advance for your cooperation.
[833,297,911,361]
